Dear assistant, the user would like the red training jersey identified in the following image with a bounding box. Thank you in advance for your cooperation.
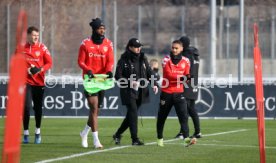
[161,55,190,94]
[24,42,52,86]
[78,37,114,78]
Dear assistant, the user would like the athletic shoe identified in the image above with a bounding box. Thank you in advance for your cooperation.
[190,133,202,139]
[80,132,88,148]
[23,135,29,144]
[157,138,164,147]
[113,134,121,145]
[132,139,144,146]
[34,134,41,144]
[184,137,197,147]
[94,141,103,149]
[175,133,184,139]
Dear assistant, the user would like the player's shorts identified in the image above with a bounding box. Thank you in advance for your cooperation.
[84,90,105,98]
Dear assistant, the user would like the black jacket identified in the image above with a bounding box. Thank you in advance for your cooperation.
[182,47,200,100]
[115,50,156,105]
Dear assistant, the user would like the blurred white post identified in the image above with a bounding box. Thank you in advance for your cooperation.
[271,8,275,59]
[245,15,249,58]
[218,0,224,59]
[210,0,216,77]
[226,2,230,59]
[95,5,98,17]
[138,5,142,41]
[7,3,10,73]
[238,0,244,82]
[181,6,185,36]
[39,0,43,43]
[113,0,118,68]
[50,4,55,74]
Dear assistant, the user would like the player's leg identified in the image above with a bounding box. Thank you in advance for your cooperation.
[174,94,196,147]
[113,114,129,145]
[87,93,103,149]
[156,92,173,146]
[187,99,202,138]
[80,91,103,148]
[22,84,32,143]
[32,86,44,144]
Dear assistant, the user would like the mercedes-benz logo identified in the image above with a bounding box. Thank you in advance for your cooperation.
[195,87,214,115]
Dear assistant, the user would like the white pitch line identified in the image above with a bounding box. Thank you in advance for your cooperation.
[165,143,276,149]
[35,129,248,163]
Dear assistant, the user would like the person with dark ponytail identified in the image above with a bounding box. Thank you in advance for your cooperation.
[78,18,114,149]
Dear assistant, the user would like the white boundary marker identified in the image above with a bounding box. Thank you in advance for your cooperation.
[35,129,248,163]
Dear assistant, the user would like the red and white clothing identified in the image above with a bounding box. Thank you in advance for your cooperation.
[78,37,114,77]
[161,55,190,94]
[24,42,52,86]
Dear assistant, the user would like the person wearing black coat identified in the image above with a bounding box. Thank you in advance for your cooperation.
[113,38,158,145]
[175,36,202,139]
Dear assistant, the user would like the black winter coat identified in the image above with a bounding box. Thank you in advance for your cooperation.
[115,50,156,105]
[182,47,200,100]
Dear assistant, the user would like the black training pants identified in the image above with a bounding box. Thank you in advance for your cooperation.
[186,98,200,134]
[157,92,189,139]
[23,84,45,130]
[115,98,141,140]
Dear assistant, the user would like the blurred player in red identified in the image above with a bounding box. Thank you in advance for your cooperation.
[156,40,196,147]
[78,18,114,149]
[23,26,52,144]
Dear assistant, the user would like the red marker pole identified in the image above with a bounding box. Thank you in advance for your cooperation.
[253,23,266,163]
[2,10,27,163]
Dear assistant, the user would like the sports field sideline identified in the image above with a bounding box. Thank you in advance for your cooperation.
[0,118,275,163]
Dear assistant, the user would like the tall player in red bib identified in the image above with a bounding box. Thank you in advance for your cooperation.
[78,18,114,149]
[23,26,52,144]
[156,40,196,147]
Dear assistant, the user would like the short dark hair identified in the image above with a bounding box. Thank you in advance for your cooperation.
[27,26,39,34]
[172,40,183,46]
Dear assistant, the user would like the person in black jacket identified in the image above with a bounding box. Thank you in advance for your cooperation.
[175,36,202,139]
[113,38,158,145]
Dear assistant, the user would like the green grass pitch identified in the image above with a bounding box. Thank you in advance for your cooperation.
[0,118,275,163]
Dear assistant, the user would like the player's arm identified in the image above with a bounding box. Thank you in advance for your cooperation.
[105,41,114,73]
[41,46,52,72]
[78,44,91,72]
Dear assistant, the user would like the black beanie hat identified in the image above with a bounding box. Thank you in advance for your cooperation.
[179,36,190,48]
[89,18,105,31]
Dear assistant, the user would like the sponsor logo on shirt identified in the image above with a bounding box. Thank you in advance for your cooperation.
[26,58,40,62]
[88,53,105,58]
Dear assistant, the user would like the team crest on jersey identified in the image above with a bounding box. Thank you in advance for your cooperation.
[35,51,40,57]
[103,46,108,52]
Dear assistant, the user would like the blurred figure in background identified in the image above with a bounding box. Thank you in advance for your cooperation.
[78,18,114,149]
[149,59,161,85]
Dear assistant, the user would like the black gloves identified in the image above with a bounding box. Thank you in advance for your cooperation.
[30,67,41,75]
[87,70,94,78]
[106,71,113,78]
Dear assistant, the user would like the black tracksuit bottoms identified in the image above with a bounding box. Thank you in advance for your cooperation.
[23,84,45,130]
[115,98,141,141]
[186,98,200,134]
[157,92,189,139]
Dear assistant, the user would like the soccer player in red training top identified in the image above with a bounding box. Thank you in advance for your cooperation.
[78,18,114,149]
[23,26,52,144]
[156,40,196,147]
